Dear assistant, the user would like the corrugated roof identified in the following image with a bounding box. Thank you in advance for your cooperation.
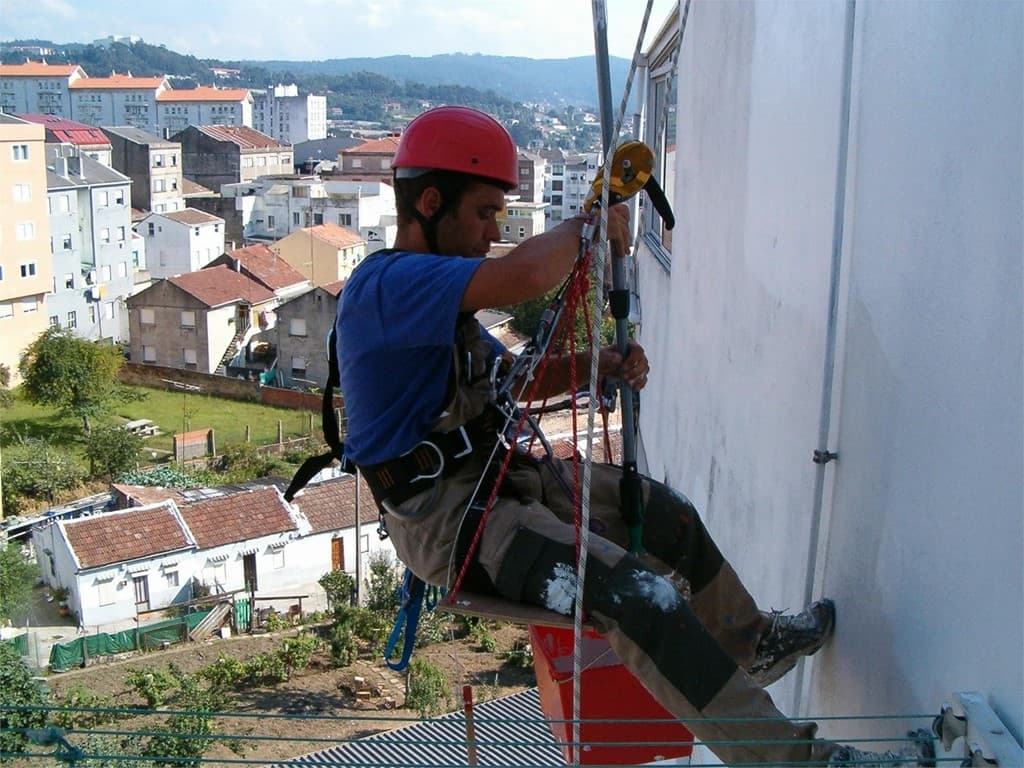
[157,87,250,103]
[62,502,193,569]
[167,265,275,308]
[70,74,167,90]
[0,63,84,77]
[16,114,111,146]
[211,244,308,291]
[178,486,297,549]
[305,222,365,249]
[343,135,401,155]
[280,688,563,767]
[45,144,129,186]
[191,124,286,149]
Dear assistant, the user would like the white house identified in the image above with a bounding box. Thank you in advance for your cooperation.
[31,478,396,628]
[137,208,226,278]
[0,62,88,116]
[633,0,1021,758]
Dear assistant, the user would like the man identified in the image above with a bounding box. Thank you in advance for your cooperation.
[336,106,931,766]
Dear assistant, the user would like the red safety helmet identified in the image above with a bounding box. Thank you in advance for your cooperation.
[393,105,518,190]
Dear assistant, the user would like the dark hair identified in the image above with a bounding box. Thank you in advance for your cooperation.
[393,169,513,225]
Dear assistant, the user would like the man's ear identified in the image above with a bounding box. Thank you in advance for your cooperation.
[417,186,442,219]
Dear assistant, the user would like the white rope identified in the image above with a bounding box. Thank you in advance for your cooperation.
[573,2,656,764]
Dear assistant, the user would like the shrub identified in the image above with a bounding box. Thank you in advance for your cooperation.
[124,667,178,709]
[405,658,450,719]
[0,642,48,756]
[365,551,401,613]
[328,625,359,667]
[51,684,118,729]
[198,656,246,693]
[276,633,320,678]
[319,569,355,610]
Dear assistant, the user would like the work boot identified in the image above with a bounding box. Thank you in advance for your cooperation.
[747,598,836,686]
[828,729,936,766]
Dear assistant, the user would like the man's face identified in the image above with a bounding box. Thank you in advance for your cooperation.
[434,181,505,258]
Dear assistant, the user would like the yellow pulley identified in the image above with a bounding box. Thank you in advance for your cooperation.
[583,141,655,212]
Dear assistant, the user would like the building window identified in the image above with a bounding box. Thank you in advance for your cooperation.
[292,212,300,226]
[64,273,74,289]
[289,318,307,337]
[291,357,307,378]
[16,222,34,240]
[97,580,117,606]
[154,179,165,192]
[313,212,323,225]
[148,222,155,236]
[338,213,352,226]
[643,12,679,268]
[118,262,127,277]
[183,348,197,366]
[153,154,164,167]
[0,303,11,319]
[101,265,111,281]
[272,549,285,569]
[351,158,362,168]
[67,311,77,328]
[100,227,111,243]
[267,214,275,229]
[49,315,59,328]
[21,297,37,313]
[117,226,126,241]
[12,144,29,161]
[165,570,180,588]
[115,190,125,205]
[104,301,114,320]
[181,310,195,328]
[98,190,109,206]
[503,224,511,234]
[20,262,36,278]
[142,345,156,363]
[62,234,73,250]
[12,183,30,201]
[242,157,253,168]
[518,226,526,238]
[57,194,69,213]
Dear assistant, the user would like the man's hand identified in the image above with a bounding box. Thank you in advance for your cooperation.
[599,340,650,391]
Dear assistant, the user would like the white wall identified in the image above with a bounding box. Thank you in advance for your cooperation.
[636,0,1022,747]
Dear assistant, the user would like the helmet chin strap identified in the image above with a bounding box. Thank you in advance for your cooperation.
[411,208,442,255]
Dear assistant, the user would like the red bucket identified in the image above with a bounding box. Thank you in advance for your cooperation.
[529,624,695,765]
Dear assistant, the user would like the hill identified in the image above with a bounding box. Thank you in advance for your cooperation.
[2,39,631,109]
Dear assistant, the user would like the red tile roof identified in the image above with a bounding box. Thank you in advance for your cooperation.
[192,125,285,149]
[168,265,274,307]
[322,279,346,297]
[70,74,167,90]
[157,87,250,103]
[177,486,297,548]
[63,503,193,569]
[16,113,111,146]
[0,63,84,77]
[344,135,401,155]
[290,475,369,534]
[111,484,189,509]
[213,244,308,291]
[305,222,364,249]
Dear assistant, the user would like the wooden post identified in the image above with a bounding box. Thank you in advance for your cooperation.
[277,419,283,444]
[245,424,252,443]
[463,685,478,766]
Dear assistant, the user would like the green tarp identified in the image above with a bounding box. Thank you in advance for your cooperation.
[2,632,29,656]
[48,610,211,672]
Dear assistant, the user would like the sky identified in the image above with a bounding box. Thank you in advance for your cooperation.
[1,0,677,62]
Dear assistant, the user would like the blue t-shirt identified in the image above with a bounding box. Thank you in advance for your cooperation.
[336,250,503,466]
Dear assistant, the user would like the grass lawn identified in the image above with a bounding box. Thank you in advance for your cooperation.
[1,385,319,459]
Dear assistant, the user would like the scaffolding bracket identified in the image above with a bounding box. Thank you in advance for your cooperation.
[935,691,1023,767]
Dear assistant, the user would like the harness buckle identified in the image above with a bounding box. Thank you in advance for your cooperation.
[450,425,473,460]
[408,440,445,485]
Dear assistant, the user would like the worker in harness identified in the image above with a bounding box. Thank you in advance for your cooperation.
[335,106,932,767]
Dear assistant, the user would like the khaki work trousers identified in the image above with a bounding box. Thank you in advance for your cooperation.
[382,451,836,765]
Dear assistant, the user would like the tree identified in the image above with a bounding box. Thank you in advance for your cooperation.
[84,424,144,480]
[0,642,48,757]
[1,440,85,515]
[0,542,39,624]
[19,328,125,435]
[0,363,12,409]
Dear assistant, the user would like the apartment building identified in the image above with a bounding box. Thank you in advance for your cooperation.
[562,153,600,219]
[173,124,292,194]
[0,115,53,383]
[102,126,184,213]
[156,87,254,135]
[251,84,327,144]
[136,208,226,279]
[0,62,87,116]
[269,223,365,287]
[68,74,171,132]
[16,113,113,166]
[497,200,547,244]
[516,151,546,203]
[45,144,134,343]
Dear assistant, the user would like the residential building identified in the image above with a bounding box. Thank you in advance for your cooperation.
[336,135,400,183]
[0,114,52,384]
[102,126,184,213]
[251,83,327,144]
[516,151,546,203]
[68,73,170,132]
[540,147,566,221]
[172,124,292,194]
[222,176,396,253]
[0,62,87,116]
[632,1,1021,757]
[156,86,254,135]
[136,208,225,279]
[45,144,134,343]
[270,280,344,388]
[292,136,361,173]
[126,265,275,374]
[269,223,365,286]
[497,200,547,244]
[16,114,113,166]
[562,153,600,218]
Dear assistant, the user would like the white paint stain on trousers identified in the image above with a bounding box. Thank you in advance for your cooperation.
[541,563,578,615]
[631,569,681,611]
